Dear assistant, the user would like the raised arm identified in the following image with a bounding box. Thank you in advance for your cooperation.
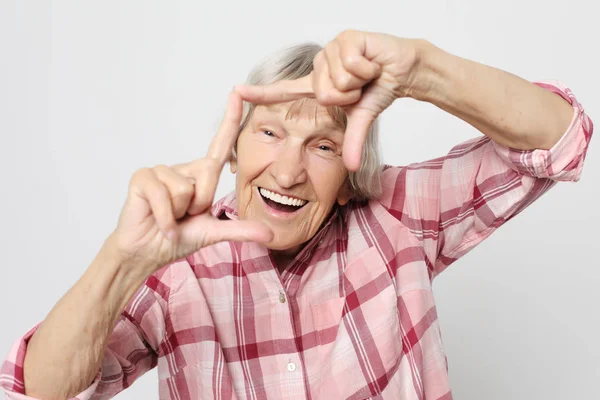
[233,30,593,278]
[409,40,575,151]
[234,30,582,168]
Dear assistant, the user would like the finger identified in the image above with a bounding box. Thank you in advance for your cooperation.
[153,165,195,220]
[131,168,177,238]
[342,107,378,171]
[338,37,382,81]
[324,41,365,92]
[313,52,362,107]
[180,215,274,245]
[182,91,245,215]
[234,75,314,104]
[176,158,222,216]
[206,91,244,164]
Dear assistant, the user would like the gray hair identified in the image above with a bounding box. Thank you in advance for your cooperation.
[235,43,383,201]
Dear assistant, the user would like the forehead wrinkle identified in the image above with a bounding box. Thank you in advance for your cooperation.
[283,99,346,132]
[256,100,346,132]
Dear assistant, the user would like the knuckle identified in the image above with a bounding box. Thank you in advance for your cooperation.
[149,185,170,201]
[173,162,192,176]
[338,29,357,41]
[173,183,194,198]
[315,89,333,105]
[129,167,151,188]
[344,89,361,105]
[334,73,353,90]
[188,198,212,215]
[341,54,360,70]
[153,163,169,171]
[153,164,172,175]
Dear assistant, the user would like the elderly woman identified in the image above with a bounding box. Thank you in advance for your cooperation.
[1,30,593,399]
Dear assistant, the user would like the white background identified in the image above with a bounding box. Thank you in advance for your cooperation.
[1,1,598,399]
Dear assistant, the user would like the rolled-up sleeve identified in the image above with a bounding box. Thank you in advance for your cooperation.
[0,324,105,400]
[492,80,592,181]
[379,80,593,277]
[0,262,176,399]
[1,324,103,400]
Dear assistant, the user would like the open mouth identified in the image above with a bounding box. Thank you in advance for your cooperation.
[258,187,308,213]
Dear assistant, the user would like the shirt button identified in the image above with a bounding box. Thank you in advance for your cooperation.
[279,292,286,303]
[287,362,296,372]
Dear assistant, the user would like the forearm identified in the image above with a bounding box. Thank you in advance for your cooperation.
[23,236,147,399]
[410,40,574,150]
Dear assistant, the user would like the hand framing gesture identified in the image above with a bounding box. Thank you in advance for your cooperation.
[109,92,273,275]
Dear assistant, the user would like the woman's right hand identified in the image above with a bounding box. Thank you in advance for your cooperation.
[106,91,273,276]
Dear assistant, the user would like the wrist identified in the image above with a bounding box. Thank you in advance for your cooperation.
[405,39,449,102]
[86,235,151,312]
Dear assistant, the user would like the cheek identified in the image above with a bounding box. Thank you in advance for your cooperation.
[308,155,348,201]
[235,142,273,217]
[236,135,275,175]
[236,146,269,184]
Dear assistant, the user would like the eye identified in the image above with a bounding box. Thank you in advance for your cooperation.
[318,144,333,152]
[262,130,275,137]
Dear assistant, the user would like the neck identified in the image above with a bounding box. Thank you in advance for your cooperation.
[269,204,341,273]
[270,248,300,273]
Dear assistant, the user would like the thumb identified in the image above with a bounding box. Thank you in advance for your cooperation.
[210,220,274,244]
[342,107,377,171]
[181,215,274,246]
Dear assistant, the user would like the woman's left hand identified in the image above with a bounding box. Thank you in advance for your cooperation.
[235,30,425,171]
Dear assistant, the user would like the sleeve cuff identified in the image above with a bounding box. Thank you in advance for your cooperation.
[491,80,593,182]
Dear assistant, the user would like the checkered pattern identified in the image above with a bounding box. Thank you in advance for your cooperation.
[1,81,593,399]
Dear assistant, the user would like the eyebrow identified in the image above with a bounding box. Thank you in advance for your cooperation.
[258,104,345,133]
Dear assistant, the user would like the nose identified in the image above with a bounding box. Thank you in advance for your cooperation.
[270,141,307,188]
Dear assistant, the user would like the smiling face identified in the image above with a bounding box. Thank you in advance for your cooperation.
[231,99,350,257]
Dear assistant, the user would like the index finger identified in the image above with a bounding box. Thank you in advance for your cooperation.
[234,75,314,104]
[206,91,244,164]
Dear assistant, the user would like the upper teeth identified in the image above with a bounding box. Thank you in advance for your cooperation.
[259,188,307,207]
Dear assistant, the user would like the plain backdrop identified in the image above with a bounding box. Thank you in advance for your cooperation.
[1,1,598,399]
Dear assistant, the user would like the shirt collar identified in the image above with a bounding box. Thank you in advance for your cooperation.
[211,190,240,220]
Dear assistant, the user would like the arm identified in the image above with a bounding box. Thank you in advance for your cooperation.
[410,40,575,150]
[0,235,169,400]
[380,79,592,277]
[21,237,149,399]
[2,92,270,399]
[231,31,593,277]
[233,32,577,170]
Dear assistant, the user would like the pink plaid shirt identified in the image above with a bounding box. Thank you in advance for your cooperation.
[1,81,593,400]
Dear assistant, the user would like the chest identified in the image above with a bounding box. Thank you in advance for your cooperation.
[159,233,438,399]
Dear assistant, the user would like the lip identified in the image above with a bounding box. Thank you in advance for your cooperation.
[256,186,308,220]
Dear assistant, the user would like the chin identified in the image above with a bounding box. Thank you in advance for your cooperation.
[264,237,304,253]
